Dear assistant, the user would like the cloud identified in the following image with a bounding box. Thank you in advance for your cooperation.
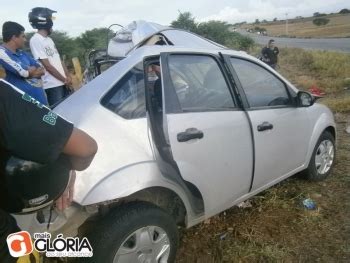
[199,0,349,23]
[0,0,348,36]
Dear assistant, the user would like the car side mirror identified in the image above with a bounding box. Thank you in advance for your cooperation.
[297,91,315,107]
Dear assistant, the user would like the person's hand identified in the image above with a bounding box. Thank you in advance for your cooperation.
[28,66,37,77]
[55,170,76,211]
[65,75,73,87]
[28,66,45,78]
[35,67,45,77]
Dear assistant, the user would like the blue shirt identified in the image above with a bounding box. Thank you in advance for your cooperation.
[0,46,48,104]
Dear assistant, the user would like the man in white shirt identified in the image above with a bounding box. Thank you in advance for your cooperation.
[29,7,72,107]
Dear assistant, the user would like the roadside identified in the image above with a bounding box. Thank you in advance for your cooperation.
[237,30,350,53]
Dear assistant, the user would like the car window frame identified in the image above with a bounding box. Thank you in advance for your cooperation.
[160,52,240,114]
[228,56,297,110]
[100,62,147,120]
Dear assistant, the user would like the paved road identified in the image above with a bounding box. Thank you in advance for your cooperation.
[238,29,350,53]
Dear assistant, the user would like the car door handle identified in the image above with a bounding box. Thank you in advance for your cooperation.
[177,128,204,142]
[257,122,273,132]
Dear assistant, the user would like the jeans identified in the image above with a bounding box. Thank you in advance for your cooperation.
[45,85,66,107]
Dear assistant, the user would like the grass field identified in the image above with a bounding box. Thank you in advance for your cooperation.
[242,13,350,38]
[277,48,350,112]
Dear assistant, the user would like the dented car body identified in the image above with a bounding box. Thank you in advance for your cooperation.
[14,23,336,262]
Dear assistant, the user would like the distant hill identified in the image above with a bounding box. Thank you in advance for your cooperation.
[240,13,350,38]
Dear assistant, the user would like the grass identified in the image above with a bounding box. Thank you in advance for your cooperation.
[277,48,350,112]
[241,13,350,38]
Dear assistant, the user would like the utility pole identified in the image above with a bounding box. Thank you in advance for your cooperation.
[285,12,289,36]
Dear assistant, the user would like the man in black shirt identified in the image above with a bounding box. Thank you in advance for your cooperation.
[0,79,97,262]
[261,39,280,69]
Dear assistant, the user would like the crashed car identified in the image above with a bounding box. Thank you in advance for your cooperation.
[15,22,336,262]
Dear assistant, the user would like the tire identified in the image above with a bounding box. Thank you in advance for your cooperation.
[79,202,179,263]
[303,131,336,181]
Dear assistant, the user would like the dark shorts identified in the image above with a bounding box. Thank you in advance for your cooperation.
[0,209,20,263]
[45,85,68,107]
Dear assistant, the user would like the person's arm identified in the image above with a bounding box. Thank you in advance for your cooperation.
[0,80,97,167]
[62,63,72,87]
[275,47,280,55]
[63,127,98,171]
[40,58,67,83]
[0,49,43,78]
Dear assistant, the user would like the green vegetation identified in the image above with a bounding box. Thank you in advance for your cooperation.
[313,12,327,17]
[339,8,350,14]
[23,28,112,68]
[277,48,350,112]
[313,17,330,26]
[171,11,254,51]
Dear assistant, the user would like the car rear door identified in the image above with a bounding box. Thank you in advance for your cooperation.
[147,53,254,217]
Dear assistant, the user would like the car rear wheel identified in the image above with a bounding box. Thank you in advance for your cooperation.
[304,131,335,181]
[81,202,178,263]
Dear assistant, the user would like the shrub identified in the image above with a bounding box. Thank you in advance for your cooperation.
[339,8,350,14]
[313,18,330,26]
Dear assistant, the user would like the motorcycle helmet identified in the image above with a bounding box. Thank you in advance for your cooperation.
[28,7,56,30]
[5,154,71,214]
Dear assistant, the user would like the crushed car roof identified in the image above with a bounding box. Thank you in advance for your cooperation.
[107,20,227,57]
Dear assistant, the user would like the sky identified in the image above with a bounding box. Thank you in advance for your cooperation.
[0,0,348,37]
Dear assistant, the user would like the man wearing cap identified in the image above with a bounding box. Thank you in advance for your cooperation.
[29,7,73,107]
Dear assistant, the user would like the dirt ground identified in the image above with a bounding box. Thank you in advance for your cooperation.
[241,13,350,38]
[176,114,350,262]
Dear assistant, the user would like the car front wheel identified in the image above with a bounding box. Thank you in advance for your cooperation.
[304,130,335,181]
[81,202,178,263]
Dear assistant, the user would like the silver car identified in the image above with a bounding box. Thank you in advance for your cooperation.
[15,28,336,263]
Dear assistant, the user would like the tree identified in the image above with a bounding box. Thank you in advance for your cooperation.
[255,19,260,24]
[225,32,254,51]
[170,11,254,50]
[196,21,231,44]
[313,12,327,17]
[171,12,197,32]
[273,18,278,22]
[339,8,350,14]
[76,28,112,50]
[313,18,330,26]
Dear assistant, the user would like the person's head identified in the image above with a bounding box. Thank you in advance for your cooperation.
[29,7,56,35]
[2,21,26,49]
[148,63,161,78]
[268,39,275,48]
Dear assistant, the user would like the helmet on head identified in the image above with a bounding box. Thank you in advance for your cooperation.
[28,7,57,30]
[5,155,71,214]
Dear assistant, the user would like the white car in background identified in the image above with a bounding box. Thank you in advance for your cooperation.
[15,22,336,263]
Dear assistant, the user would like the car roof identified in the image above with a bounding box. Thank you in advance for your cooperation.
[128,44,250,60]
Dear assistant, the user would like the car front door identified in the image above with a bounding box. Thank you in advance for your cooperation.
[148,53,254,217]
[227,57,313,191]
